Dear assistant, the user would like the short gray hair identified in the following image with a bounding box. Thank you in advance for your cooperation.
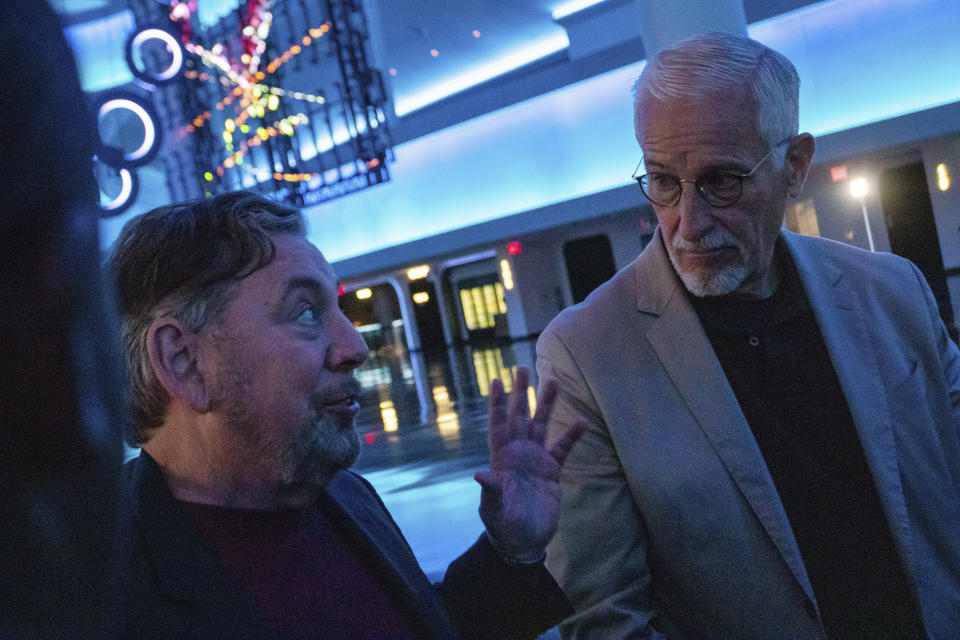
[634,32,799,148]
[107,191,306,445]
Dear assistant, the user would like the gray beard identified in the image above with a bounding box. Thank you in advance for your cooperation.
[671,253,751,297]
[214,377,361,489]
[282,414,361,487]
[668,231,750,297]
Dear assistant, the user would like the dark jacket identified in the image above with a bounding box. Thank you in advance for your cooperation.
[119,452,571,639]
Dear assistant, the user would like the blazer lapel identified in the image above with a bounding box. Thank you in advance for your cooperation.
[128,453,273,636]
[636,232,815,600]
[322,472,457,640]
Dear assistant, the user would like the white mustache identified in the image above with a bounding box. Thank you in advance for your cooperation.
[671,230,738,253]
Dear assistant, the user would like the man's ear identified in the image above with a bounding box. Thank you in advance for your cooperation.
[785,133,815,198]
[147,318,211,413]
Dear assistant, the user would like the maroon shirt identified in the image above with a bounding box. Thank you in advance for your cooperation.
[182,500,424,639]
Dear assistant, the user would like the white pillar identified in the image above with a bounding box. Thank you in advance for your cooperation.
[636,0,747,57]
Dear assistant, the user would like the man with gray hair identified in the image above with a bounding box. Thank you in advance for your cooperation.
[110,191,583,639]
[538,32,960,638]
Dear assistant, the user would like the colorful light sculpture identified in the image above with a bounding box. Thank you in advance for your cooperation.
[122,0,393,207]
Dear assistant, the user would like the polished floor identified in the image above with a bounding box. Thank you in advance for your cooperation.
[352,338,539,580]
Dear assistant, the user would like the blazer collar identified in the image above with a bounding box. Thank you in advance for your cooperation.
[126,452,272,633]
[127,454,455,639]
[322,472,458,640]
[634,230,817,602]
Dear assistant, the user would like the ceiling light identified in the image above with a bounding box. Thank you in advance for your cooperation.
[407,265,430,280]
[552,0,606,20]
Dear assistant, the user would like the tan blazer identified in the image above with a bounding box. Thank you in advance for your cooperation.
[538,229,960,639]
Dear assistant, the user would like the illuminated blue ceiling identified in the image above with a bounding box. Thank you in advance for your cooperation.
[87,0,960,262]
[298,0,960,262]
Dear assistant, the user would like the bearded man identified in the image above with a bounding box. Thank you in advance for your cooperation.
[110,191,582,639]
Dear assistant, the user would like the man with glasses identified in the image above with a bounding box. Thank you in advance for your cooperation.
[538,32,960,639]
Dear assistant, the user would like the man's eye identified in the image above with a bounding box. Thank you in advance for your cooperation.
[296,307,320,325]
[649,173,676,188]
[701,174,740,191]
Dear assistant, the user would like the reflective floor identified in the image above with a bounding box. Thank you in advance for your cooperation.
[352,338,540,580]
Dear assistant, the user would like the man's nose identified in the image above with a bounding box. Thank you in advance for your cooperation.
[675,182,715,242]
[326,311,368,371]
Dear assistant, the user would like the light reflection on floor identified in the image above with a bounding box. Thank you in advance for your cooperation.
[353,338,539,580]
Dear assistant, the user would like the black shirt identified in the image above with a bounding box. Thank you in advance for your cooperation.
[690,245,923,639]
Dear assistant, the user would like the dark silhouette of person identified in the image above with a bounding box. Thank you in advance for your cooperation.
[0,1,127,636]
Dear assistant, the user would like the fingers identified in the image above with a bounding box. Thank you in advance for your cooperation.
[528,377,558,443]
[548,417,587,466]
[487,377,509,458]
[474,471,504,509]
[506,366,530,441]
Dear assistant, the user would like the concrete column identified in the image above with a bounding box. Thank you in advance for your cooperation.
[636,0,747,57]
[426,271,455,347]
[387,276,421,352]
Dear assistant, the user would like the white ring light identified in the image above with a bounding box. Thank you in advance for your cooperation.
[99,167,134,211]
[97,98,157,163]
[131,28,183,81]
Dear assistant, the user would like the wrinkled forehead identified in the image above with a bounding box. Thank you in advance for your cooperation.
[634,87,762,149]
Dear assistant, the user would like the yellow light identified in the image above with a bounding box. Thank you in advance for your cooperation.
[406,265,430,280]
[500,259,514,290]
[437,411,460,434]
[527,385,537,418]
[356,288,372,300]
[472,288,489,328]
[460,289,477,331]
[937,163,950,191]
[412,291,430,304]
[203,171,213,181]
[224,118,235,132]
[380,400,398,432]
[483,285,498,320]
[850,178,868,198]
[267,94,280,111]
[222,130,232,143]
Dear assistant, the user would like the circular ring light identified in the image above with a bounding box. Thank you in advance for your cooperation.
[125,26,183,85]
[94,159,138,217]
[94,93,161,168]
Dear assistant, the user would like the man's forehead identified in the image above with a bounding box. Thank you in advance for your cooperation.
[636,87,758,135]
[242,234,335,286]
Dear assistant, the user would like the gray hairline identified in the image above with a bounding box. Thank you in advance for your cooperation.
[633,33,800,158]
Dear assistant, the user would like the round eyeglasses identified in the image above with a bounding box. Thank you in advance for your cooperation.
[632,137,792,208]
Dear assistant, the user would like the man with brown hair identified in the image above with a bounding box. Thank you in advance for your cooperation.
[110,191,582,639]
